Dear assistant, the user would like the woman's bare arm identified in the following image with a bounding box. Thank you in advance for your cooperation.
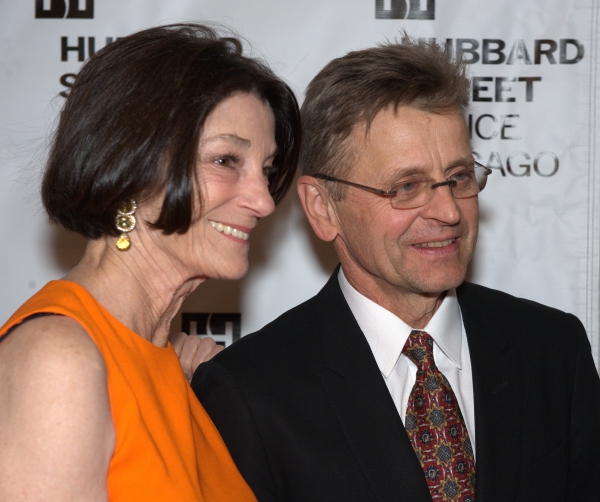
[0,315,115,501]
[171,332,224,381]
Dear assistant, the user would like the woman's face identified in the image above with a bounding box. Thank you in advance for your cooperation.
[149,92,277,281]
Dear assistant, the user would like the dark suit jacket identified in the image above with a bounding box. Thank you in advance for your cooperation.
[192,270,600,501]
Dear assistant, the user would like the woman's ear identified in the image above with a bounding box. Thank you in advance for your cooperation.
[297,175,340,242]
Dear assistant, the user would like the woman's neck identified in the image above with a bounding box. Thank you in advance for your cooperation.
[65,238,206,348]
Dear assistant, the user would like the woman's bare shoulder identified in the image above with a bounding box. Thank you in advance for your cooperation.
[0,314,109,429]
[0,314,114,500]
[0,314,104,377]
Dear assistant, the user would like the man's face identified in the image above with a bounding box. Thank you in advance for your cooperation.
[331,106,479,300]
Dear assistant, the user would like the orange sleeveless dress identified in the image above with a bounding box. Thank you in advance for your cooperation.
[0,280,256,502]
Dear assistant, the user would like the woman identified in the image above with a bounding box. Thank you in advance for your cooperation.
[0,24,300,500]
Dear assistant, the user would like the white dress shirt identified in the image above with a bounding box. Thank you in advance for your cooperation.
[338,268,476,454]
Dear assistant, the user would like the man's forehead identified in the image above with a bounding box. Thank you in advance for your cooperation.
[364,104,467,131]
[347,106,471,179]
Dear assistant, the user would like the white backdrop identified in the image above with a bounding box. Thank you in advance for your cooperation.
[1,0,599,365]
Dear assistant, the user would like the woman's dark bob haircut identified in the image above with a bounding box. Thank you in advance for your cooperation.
[42,23,301,239]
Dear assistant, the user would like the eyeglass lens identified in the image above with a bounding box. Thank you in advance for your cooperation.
[390,165,488,209]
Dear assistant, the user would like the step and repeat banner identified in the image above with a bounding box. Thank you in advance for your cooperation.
[1,0,600,365]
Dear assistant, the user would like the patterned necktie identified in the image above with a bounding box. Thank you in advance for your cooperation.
[402,330,476,502]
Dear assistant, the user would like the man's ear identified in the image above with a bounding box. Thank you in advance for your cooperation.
[297,175,340,242]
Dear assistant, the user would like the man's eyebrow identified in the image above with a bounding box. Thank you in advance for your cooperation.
[445,157,475,170]
[201,134,251,147]
[384,167,429,185]
[384,158,475,184]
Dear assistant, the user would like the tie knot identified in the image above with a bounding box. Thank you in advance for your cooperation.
[402,330,434,367]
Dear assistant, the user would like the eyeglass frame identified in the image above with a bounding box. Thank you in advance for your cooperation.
[312,161,492,209]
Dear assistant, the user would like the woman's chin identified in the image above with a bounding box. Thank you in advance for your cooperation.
[209,261,249,282]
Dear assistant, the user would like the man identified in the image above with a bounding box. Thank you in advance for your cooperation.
[192,40,600,501]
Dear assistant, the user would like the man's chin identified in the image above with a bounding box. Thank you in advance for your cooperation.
[410,269,468,296]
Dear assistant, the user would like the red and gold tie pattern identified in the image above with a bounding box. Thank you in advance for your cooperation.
[402,330,476,502]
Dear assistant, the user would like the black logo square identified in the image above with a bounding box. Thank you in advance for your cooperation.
[375,0,435,20]
[35,0,94,19]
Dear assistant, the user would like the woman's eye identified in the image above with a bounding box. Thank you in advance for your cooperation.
[262,167,279,186]
[215,155,239,168]
[263,166,279,178]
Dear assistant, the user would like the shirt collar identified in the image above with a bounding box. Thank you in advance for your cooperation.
[338,268,463,377]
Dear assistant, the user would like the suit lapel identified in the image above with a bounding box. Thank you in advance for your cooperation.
[458,282,522,500]
[315,270,432,502]
[311,274,523,500]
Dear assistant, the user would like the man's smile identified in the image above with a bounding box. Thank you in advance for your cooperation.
[413,238,456,249]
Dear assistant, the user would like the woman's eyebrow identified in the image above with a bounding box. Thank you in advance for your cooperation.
[201,134,251,147]
[202,134,278,162]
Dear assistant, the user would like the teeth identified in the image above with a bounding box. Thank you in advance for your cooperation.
[414,239,455,248]
[209,221,249,241]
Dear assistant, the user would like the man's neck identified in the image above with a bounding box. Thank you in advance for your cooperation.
[340,266,446,329]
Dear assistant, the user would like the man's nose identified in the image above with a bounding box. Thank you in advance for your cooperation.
[420,182,462,224]
[430,179,457,190]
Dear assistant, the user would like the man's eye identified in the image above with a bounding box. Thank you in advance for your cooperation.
[451,169,475,183]
[396,180,426,193]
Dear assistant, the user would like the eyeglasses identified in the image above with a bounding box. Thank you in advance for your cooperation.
[313,161,492,209]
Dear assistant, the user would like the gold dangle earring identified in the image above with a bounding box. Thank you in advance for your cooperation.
[115,199,136,251]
